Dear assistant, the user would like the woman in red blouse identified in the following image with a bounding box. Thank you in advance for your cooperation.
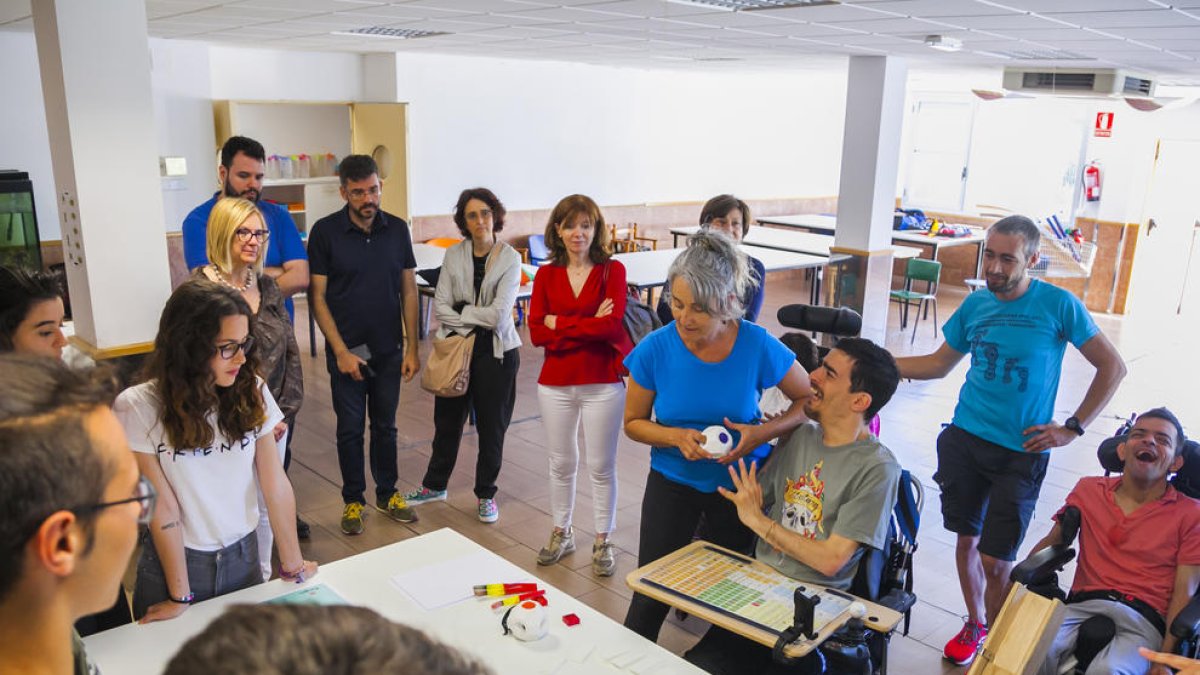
[529,194,633,577]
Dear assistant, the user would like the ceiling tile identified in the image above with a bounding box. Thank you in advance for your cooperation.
[579,0,725,19]
[818,16,963,34]
[1100,25,1200,40]
[146,1,228,20]
[983,0,1172,10]
[931,13,1074,30]
[1043,9,1200,30]
[745,3,908,23]
[843,1,1018,18]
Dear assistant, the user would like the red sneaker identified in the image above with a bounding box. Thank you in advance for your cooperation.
[943,619,987,666]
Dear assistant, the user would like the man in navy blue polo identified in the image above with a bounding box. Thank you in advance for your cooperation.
[308,154,421,536]
[182,135,309,318]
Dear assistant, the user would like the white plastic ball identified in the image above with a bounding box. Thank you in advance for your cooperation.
[701,425,734,458]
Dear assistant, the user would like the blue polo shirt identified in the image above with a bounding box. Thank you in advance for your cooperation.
[181,193,308,318]
[307,206,416,359]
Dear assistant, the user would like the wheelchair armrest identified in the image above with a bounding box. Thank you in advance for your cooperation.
[876,589,917,616]
[1011,545,1076,586]
[1170,593,1200,641]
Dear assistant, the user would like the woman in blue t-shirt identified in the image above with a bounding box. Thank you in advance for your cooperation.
[621,230,812,643]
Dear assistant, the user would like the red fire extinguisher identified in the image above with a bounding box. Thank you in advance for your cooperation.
[1084,162,1102,202]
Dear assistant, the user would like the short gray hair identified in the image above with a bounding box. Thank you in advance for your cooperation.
[989,215,1041,260]
[666,229,750,322]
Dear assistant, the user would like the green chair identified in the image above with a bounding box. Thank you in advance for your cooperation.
[889,258,942,344]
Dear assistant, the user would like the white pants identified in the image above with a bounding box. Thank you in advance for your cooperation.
[537,382,624,535]
[254,425,289,581]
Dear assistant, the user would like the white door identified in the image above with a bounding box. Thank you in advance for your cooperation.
[1129,139,1200,321]
[903,101,973,212]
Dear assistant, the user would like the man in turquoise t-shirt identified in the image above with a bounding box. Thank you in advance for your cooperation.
[896,215,1127,667]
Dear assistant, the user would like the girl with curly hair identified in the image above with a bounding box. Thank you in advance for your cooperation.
[115,279,317,622]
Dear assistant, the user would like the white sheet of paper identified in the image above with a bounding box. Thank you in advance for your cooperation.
[389,550,533,611]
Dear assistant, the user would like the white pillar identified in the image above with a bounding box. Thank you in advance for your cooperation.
[830,55,908,345]
[32,0,171,354]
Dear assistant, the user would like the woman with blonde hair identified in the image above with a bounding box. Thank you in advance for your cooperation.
[528,194,633,577]
[196,197,305,578]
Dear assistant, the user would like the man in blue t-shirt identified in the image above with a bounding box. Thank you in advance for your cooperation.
[896,215,1127,667]
[181,136,309,318]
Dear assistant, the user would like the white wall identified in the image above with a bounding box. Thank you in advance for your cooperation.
[0,31,57,242]
[150,38,217,231]
[0,34,217,238]
[210,47,850,217]
[389,52,848,216]
[208,45,363,102]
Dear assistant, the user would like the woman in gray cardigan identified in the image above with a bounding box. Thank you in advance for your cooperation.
[404,188,522,523]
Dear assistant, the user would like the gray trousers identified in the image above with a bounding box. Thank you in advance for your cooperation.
[1039,598,1163,675]
[132,530,260,619]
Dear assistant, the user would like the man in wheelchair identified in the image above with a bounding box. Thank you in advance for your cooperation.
[684,338,903,674]
[1021,408,1200,675]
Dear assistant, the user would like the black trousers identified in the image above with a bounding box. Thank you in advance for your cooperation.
[685,625,822,675]
[327,348,403,505]
[623,469,755,642]
[423,337,519,500]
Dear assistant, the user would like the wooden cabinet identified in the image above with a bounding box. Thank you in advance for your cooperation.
[258,177,342,235]
[213,100,410,225]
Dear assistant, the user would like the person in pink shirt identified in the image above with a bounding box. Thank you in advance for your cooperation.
[1031,408,1200,675]
[528,194,633,578]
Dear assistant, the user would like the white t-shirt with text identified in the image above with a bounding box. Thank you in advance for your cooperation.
[115,379,284,551]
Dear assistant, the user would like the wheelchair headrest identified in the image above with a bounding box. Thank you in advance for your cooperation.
[776,304,862,337]
[1097,434,1200,500]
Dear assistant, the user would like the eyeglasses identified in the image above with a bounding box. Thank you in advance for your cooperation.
[466,208,493,222]
[74,475,157,526]
[348,185,381,200]
[234,228,270,243]
[215,336,255,360]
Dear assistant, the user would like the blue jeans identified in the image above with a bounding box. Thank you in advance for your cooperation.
[131,531,259,619]
[327,348,403,505]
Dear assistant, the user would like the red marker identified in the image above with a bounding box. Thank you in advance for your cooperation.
[491,590,547,609]
[473,583,538,597]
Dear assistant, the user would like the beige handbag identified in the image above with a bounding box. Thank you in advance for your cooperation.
[420,332,476,398]
[421,242,498,398]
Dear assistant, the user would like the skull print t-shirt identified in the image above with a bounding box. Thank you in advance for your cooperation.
[756,422,900,590]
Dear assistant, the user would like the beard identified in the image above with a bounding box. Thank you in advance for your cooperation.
[223,179,260,203]
[985,272,1023,294]
[352,202,378,223]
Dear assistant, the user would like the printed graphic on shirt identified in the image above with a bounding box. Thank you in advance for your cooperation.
[155,429,259,461]
[968,326,1030,393]
[781,460,825,539]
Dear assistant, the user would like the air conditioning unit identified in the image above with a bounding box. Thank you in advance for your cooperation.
[1001,67,1156,98]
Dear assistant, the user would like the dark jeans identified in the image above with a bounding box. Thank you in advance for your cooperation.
[423,338,519,500]
[624,469,755,642]
[327,348,403,505]
[281,414,296,472]
[74,586,132,636]
[132,531,259,619]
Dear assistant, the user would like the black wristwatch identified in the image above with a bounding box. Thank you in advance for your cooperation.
[1064,417,1085,436]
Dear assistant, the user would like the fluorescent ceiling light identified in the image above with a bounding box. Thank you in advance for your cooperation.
[666,0,839,11]
[330,26,449,40]
[924,35,962,52]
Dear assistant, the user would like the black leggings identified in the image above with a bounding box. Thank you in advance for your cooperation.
[623,469,754,642]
